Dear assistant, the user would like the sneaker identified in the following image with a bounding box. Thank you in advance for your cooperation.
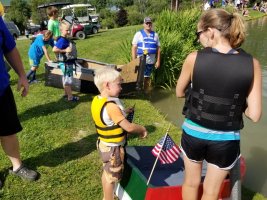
[9,165,38,181]
[67,96,79,102]
[29,79,39,84]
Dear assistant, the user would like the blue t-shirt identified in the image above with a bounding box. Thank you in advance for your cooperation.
[0,16,16,96]
[55,36,69,50]
[28,34,54,61]
[56,37,73,75]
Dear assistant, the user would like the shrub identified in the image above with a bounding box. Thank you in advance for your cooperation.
[152,8,202,88]
[126,5,144,25]
[115,7,128,27]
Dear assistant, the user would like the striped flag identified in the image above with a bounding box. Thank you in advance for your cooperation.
[152,134,181,164]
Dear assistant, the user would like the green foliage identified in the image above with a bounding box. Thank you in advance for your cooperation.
[99,8,116,29]
[126,5,145,25]
[4,0,31,30]
[119,39,133,63]
[152,8,201,87]
[101,17,116,29]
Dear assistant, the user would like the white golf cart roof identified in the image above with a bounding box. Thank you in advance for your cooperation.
[61,4,96,11]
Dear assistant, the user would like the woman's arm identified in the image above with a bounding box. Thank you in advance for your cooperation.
[176,52,197,97]
[244,58,262,122]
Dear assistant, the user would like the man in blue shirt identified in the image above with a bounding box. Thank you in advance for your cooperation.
[0,16,38,188]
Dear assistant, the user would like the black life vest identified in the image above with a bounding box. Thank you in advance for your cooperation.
[183,47,253,131]
[56,36,77,63]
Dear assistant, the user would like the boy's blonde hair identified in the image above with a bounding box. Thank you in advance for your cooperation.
[47,6,58,17]
[43,30,53,40]
[60,21,70,31]
[94,67,121,92]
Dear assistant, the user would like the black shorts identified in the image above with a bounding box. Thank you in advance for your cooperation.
[181,130,240,169]
[0,86,22,136]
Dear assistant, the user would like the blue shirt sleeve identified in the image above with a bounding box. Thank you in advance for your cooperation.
[0,17,16,53]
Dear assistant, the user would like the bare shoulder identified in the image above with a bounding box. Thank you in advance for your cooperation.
[253,57,261,68]
[186,51,198,60]
[183,51,198,67]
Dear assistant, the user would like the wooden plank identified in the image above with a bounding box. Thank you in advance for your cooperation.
[117,58,139,83]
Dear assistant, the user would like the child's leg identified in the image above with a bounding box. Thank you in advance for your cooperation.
[28,58,39,81]
[31,68,37,81]
[63,69,79,101]
[64,85,73,100]
[101,172,115,200]
[26,69,34,80]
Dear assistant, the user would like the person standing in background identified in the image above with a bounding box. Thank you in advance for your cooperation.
[132,17,161,91]
[47,6,61,42]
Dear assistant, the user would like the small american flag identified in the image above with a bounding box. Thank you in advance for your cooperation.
[152,134,181,164]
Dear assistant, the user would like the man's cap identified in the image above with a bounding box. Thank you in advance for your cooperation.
[144,17,152,23]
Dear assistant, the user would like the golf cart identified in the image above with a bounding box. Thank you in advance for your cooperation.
[36,2,87,40]
[61,4,100,35]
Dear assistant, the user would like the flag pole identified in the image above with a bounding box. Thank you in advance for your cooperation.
[147,124,171,186]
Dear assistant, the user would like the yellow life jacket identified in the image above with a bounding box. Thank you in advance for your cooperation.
[91,96,126,143]
[0,2,4,16]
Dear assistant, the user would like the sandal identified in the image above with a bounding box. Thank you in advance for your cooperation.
[9,164,38,181]
[68,96,79,102]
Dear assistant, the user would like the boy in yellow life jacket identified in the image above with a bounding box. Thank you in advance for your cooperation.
[91,67,147,200]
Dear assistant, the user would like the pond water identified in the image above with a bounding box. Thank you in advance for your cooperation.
[149,16,267,196]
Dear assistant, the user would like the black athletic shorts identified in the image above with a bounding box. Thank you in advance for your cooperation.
[0,86,22,136]
[181,130,240,169]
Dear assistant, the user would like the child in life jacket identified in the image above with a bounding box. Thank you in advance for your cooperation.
[91,67,147,200]
[52,21,78,102]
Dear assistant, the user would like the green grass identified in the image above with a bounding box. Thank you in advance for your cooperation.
[1,24,266,199]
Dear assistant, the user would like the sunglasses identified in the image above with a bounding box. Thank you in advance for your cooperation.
[145,22,152,25]
[195,30,206,39]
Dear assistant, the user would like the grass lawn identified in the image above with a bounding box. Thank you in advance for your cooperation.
[0,24,266,199]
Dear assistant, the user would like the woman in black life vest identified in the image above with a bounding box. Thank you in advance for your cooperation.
[176,9,262,200]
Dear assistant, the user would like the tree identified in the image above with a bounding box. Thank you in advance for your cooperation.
[107,0,134,7]
[4,0,31,31]
[115,7,128,26]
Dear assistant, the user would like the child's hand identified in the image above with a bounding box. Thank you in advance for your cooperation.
[65,47,72,53]
[126,107,134,114]
[140,127,147,139]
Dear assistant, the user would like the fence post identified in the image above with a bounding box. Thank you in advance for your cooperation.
[230,158,241,200]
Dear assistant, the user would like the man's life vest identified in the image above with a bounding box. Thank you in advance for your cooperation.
[183,47,253,131]
[91,96,126,143]
[137,29,158,56]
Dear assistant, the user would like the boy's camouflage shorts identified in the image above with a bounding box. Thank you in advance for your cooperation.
[97,140,125,183]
